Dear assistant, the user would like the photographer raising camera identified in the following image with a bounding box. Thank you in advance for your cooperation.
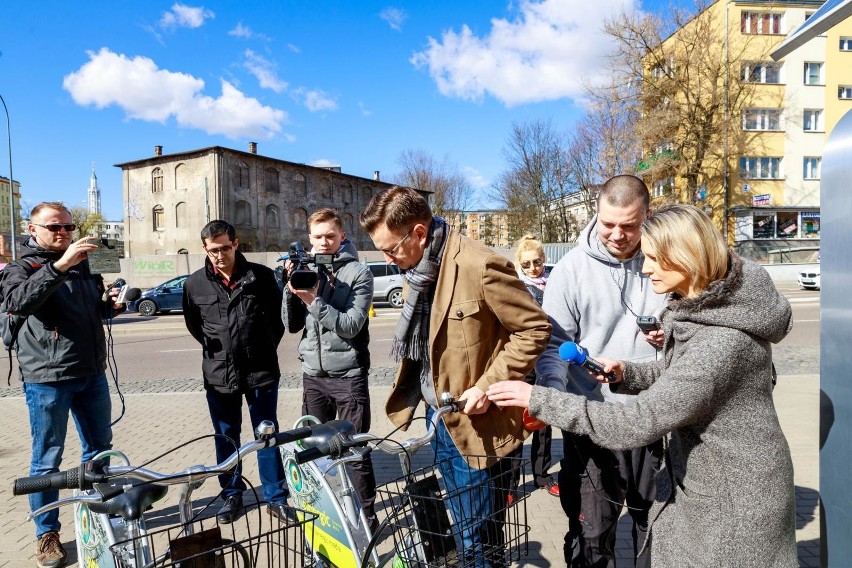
[280,208,378,531]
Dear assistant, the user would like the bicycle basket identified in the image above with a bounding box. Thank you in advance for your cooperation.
[109,505,317,568]
[375,455,529,567]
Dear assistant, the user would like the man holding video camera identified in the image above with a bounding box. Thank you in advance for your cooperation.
[183,219,289,525]
[281,208,377,529]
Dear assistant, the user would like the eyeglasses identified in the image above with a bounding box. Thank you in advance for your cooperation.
[520,259,544,269]
[34,223,76,233]
[205,244,235,257]
[379,229,412,257]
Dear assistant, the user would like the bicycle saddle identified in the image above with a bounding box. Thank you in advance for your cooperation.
[87,479,168,521]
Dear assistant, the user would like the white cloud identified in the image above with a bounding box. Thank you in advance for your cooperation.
[63,48,286,139]
[244,49,287,92]
[287,43,301,54]
[358,102,373,116]
[160,3,214,30]
[463,166,490,189]
[294,88,338,112]
[380,7,407,31]
[311,158,340,168]
[229,22,270,41]
[410,0,638,106]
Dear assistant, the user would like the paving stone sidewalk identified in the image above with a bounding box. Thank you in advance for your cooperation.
[0,374,819,567]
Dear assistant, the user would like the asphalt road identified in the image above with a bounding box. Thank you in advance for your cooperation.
[0,283,820,395]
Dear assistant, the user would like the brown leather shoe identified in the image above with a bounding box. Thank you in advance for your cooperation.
[36,531,67,568]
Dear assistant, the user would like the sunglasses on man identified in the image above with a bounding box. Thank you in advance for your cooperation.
[34,223,77,232]
[520,259,544,269]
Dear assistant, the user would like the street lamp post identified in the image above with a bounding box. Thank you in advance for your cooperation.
[0,93,16,261]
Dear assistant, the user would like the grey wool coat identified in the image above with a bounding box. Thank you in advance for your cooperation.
[529,254,797,567]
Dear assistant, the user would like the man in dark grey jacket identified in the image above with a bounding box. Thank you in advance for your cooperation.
[281,208,376,529]
[0,202,127,568]
[183,220,288,525]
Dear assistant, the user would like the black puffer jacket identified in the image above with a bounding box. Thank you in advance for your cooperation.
[183,252,284,393]
[0,237,113,383]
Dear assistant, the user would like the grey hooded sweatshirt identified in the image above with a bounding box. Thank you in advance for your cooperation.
[535,215,667,403]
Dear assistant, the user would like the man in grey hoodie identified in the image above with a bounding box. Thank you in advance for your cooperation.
[535,175,667,568]
[281,208,377,529]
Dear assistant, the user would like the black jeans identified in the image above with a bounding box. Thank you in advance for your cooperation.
[302,369,376,516]
[525,371,554,487]
[559,434,662,568]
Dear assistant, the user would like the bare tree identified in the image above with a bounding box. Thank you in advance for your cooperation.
[493,119,575,243]
[393,149,473,219]
[600,0,765,218]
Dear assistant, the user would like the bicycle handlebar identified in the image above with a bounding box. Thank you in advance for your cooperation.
[294,399,464,465]
[12,422,316,497]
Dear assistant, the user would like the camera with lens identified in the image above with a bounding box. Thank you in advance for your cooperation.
[283,242,336,290]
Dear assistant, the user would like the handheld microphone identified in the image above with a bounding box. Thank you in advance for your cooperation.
[119,287,142,303]
[559,342,617,382]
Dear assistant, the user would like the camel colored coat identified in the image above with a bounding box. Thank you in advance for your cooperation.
[386,230,551,467]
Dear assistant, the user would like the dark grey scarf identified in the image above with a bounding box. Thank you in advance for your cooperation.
[390,217,448,378]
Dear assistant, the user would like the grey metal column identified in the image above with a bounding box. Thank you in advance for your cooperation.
[820,108,852,566]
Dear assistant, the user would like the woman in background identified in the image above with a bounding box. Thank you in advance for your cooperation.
[490,205,796,567]
[514,235,558,497]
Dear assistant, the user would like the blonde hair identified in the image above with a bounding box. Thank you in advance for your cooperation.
[515,234,544,264]
[641,204,728,294]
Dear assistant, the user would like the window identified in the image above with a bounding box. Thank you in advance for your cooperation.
[840,37,852,51]
[652,177,674,198]
[152,205,164,231]
[753,214,775,239]
[235,200,251,226]
[236,161,249,188]
[264,167,279,193]
[175,202,186,228]
[777,212,798,238]
[293,208,308,230]
[741,11,783,35]
[742,108,782,131]
[740,157,782,179]
[292,173,307,197]
[803,157,821,180]
[803,109,824,132]
[741,62,781,84]
[152,168,163,193]
[803,62,824,85]
[265,204,279,228]
[840,86,852,99]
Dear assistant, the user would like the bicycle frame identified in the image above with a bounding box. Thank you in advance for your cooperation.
[280,401,460,568]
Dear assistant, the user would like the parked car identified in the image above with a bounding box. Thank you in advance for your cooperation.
[797,267,821,290]
[127,275,189,316]
[367,262,404,308]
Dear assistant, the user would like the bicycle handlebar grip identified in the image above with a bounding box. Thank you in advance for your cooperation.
[13,467,81,495]
[271,426,314,446]
[294,447,325,465]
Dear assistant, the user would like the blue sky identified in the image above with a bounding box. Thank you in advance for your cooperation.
[1,0,668,221]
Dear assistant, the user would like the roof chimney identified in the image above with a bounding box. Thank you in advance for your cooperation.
[249,142,257,154]
[154,145,163,156]
[373,170,380,181]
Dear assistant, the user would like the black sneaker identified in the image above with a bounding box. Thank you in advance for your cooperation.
[217,494,243,524]
[267,502,297,523]
[366,515,380,535]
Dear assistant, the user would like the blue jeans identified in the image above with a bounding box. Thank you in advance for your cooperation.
[205,381,289,505]
[427,407,508,567]
[25,373,113,537]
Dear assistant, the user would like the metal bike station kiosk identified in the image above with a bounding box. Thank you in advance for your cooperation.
[774,2,852,564]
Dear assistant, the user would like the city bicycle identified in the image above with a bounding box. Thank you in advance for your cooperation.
[279,392,530,567]
[13,420,318,567]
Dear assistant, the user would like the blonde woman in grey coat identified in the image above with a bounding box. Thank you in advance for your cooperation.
[488,204,797,567]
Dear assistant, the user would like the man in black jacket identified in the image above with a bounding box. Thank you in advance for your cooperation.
[183,220,288,524]
[0,202,127,568]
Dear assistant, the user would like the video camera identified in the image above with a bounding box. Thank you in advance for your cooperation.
[283,242,336,290]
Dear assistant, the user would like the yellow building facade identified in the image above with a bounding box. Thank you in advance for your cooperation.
[647,0,852,256]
